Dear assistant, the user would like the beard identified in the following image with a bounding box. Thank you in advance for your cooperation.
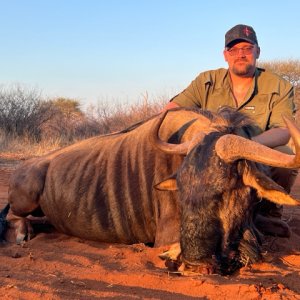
[231,59,255,77]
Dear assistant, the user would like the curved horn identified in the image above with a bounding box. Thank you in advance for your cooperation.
[149,110,212,155]
[215,116,300,168]
[149,110,191,155]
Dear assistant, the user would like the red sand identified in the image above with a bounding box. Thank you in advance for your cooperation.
[1,160,300,299]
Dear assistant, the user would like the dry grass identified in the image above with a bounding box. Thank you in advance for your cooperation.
[0,133,64,159]
[1,87,299,160]
[0,95,168,159]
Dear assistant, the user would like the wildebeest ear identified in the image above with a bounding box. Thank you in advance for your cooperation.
[242,163,300,206]
[154,175,178,191]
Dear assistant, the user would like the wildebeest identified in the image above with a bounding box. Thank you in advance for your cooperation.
[3,107,300,275]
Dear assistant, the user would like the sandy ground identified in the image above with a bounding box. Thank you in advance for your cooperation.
[1,159,300,299]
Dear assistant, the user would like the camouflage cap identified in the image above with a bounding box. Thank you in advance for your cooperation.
[225,24,258,47]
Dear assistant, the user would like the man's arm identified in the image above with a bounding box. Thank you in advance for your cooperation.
[251,127,290,148]
[163,72,209,111]
[161,105,290,148]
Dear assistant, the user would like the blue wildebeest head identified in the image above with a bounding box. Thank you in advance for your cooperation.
[151,107,300,275]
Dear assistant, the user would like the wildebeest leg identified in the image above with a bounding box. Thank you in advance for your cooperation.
[6,158,50,243]
[153,194,181,247]
[8,185,45,244]
[6,210,34,244]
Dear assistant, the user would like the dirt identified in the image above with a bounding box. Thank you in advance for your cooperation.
[1,159,300,299]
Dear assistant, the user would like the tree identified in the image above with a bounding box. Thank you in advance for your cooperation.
[258,59,300,87]
[49,97,83,118]
[43,97,99,142]
[259,59,300,124]
[0,84,54,140]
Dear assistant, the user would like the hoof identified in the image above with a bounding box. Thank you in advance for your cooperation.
[165,259,182,272]
[16,232,27,245]
[159,243,182,273]
[159,242,181,261]
[7,216,34,244]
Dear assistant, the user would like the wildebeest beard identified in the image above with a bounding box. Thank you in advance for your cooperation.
[177,127,264,275]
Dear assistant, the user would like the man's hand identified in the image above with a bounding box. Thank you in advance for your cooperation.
[163,102,180,111]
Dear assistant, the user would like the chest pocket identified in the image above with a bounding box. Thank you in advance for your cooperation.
[205,88,236,112]
[240,103,269,131]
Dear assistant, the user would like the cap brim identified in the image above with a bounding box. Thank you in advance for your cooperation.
[226,38,256,48]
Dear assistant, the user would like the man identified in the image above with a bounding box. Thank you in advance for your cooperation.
[165,24,298,234]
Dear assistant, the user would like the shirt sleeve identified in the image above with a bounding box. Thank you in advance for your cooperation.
[169,73,207,107]
[269,81,295,129]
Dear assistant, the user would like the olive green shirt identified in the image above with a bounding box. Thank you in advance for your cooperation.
[171,68,295,133]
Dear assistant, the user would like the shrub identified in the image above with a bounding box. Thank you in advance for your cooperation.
[86,92,167,134]
[0,84,54,141]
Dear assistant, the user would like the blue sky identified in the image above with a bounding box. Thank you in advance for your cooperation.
[0,1,299,107]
